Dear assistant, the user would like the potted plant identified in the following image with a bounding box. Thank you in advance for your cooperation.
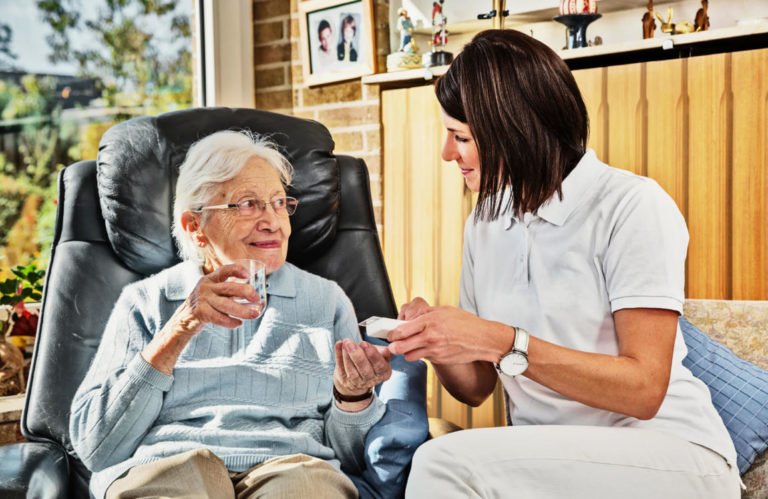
[0,262,44,396]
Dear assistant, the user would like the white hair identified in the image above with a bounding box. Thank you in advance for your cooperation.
[172,130,294,262]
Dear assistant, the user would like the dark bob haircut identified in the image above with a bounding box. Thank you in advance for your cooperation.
[436,29,589,221]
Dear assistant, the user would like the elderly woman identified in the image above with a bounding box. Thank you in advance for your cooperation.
[70,131,392,499]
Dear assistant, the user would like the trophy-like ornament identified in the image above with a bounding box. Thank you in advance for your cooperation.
[423,0,453,68]
[553,0,602,49]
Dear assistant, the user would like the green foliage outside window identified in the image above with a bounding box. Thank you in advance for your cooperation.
[0,0,192,280]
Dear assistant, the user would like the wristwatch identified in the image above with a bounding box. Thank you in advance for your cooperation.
[496,327,530,377]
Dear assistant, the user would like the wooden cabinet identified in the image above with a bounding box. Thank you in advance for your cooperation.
[380,47,768,428]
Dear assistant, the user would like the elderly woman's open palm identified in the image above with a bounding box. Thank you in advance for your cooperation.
[334,339,392,399]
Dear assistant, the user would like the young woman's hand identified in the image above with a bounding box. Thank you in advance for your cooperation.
[397,296,432,320]
[388,306,512,364]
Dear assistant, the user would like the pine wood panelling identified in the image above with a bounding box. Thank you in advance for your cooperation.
[381,89,410,307]
[731,49,768,300]
[646,58,688,215]
[606,63,647,174]
[573,67,608,159]
[687,53,732,299]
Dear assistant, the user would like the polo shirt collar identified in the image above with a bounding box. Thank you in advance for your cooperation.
[164,260,297,301]
[536,149,603,226]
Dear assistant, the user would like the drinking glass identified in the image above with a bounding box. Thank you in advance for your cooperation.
[230,259,267,320]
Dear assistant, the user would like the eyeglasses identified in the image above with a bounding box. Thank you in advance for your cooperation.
[192,196,299,218]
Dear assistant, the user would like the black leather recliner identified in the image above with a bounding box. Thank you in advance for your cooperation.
[0,108,427,498]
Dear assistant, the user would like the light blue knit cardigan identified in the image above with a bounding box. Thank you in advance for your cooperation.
[69,260,385,499]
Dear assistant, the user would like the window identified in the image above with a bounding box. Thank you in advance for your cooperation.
[0,0,193,278]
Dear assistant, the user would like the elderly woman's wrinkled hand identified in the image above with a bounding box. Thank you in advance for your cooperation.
[333,340,392,402]
[174,264,262,337]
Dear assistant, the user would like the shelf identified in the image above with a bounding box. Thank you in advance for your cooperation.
[0,394,25,417]
[505,0,678,25]
[363,65,448,85]
[412,18,494,36]
[558,22,768,61]
[363,23,768,85]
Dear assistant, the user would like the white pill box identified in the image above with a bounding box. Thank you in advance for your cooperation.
[358,316,406,340]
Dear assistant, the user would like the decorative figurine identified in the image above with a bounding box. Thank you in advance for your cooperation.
[397,8,414,51]
[642,0,656,39]
[554,0,602,49]
[694,0,710,32]
[655,7,695,34]
[423,0,453,67]
[386,8,422,71]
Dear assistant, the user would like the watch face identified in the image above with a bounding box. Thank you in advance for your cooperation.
[499,352,528,376]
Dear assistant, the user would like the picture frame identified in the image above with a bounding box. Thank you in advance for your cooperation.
[298,0,377,87]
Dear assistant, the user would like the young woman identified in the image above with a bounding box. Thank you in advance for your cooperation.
[389,30,740,498]
[337,15,358,62]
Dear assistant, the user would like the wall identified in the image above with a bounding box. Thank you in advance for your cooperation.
[252,0,391,230]
[572,49,768,300]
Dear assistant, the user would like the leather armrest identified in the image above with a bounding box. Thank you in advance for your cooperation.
[0,442,70,498]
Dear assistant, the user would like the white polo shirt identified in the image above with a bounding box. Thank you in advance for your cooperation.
[460,149,736,465]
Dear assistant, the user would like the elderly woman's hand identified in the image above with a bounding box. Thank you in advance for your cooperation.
[181,264,263,333]
[143,264,262,375]
[333,340,392,409]
[172,264,263,338]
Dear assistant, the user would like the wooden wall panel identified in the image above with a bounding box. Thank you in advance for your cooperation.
[606,63,647,175]
[573,66,608,159]
[381,89,410,308]
[646,58,688,216]
[731,48,768,300]
[687,53,732,299]
[406,85,440,308]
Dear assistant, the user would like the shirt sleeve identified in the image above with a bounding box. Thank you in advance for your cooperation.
[602,179,689,314]
[459,215,478,314]
[324,285,386,474]
[69,284,173,472]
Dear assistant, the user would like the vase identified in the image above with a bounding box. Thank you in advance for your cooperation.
[553,13,602,49]
[0,320,26,397]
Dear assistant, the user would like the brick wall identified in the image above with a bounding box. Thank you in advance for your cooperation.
[253,0,390,228]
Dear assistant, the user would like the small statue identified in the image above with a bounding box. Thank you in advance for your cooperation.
[396,8,415,52]
[694,0,710,32]
[642,0,656,39]
[656,7,695,34]
[431,0,448,51]
[386,7,421,71]
[422,0,452,67]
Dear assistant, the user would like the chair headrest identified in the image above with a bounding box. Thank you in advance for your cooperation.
[97,107,339,275]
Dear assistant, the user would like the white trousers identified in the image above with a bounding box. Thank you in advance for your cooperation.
[405,425,741,499]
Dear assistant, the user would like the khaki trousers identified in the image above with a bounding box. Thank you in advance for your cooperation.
[106,449,358,499]
[405,425,741,499]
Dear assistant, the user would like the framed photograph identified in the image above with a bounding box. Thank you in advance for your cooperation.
[298,0,377,87]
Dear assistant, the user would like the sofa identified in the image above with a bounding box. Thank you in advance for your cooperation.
[682,299,768,499]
